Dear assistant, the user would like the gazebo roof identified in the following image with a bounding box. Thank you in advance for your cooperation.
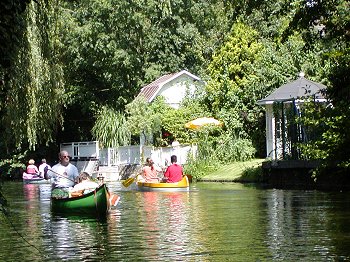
[257,73,327,105]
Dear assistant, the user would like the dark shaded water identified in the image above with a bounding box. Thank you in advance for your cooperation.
[0,181,350,261]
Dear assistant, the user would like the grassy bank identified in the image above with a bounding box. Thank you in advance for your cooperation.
[198,158,265,182]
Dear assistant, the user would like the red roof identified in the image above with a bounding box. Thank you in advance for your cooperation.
[137,73,176,101]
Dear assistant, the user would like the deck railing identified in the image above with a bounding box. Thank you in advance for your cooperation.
[60,141,197,167]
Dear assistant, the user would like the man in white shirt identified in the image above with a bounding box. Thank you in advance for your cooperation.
[45,150,79,189]
[38,158,51,178]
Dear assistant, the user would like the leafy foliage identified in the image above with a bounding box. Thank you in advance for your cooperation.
[1,0,64,152]
[0,0,349,181]
[206,23,264,114]
[184,154,219,180]
[298,61,350,169]
[57,0,233,140]
[92,106,130,148]
[0,151,26,180]
[125,96,165,145]
[281,0,350,174]
[161,102,207,145]
[125,85,212,146]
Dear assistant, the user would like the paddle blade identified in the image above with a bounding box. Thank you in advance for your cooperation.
[122,177,135,187]
[109,193,120,206]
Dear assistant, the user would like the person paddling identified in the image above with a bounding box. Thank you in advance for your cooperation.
[44,150,79,198]
[163,155,183,183]
[140,157,161,183]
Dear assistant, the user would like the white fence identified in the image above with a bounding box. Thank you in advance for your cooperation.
[61,141,197,168]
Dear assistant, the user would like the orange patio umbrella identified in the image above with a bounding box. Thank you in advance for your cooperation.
[185,117,222,130]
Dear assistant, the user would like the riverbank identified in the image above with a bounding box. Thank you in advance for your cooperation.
[198,158,350,191]
[198,158,265,182]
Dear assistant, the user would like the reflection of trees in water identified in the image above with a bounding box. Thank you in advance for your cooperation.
[43,214,117,261]
[266,190,334,260]
[40,195,120,261]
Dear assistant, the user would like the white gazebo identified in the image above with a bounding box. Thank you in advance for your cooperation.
[257,73,327,160]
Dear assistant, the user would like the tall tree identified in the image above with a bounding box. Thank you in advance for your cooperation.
[205,23,264,141]
[0,0,64,153]
[205,19,328,157]
[57,0,234,140]
[285,0,350,170]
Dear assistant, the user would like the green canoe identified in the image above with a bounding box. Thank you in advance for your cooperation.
[51,184,110,215]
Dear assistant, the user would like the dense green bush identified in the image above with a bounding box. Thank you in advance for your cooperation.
[184,132,256,179]
[0,152,26,180]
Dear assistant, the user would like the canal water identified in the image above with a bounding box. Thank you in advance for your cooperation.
[0,181,349,261]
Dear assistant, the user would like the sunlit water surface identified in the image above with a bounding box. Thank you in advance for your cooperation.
[0,181,350,261]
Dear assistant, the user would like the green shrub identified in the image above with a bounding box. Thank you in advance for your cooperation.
[239,166,264,182]
[0,153,26,180]
[183,136,256,179]
[215,136,256,162]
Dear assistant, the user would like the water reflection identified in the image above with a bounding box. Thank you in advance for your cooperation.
[162,192,190,256]
[266,189,350,261]
[44,215,107,260]
[42,199,122,261]
[23,184,38,201]
[0,182,349,261]
[132,191,192,260]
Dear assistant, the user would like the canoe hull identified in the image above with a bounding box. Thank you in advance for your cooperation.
[137,176,189,192]
[23,178,51,184]
[51,184,110,215]
[23,172,50,184]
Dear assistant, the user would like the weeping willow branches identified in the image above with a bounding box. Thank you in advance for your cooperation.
[92,106,130,148]
[1,0,64,151]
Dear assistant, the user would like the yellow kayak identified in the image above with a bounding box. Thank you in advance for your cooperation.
[137,176,189,192]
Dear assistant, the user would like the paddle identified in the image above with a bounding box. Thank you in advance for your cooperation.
[122,174,139,187]
[46,168,76,183]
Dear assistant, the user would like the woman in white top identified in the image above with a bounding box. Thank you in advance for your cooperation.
[71,172,99,194]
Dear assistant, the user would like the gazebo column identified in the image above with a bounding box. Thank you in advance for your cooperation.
[265,104,276,159]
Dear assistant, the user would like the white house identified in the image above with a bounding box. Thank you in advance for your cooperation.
[136,69,204,146]
[257,72,327,160]
[137,69,204,109]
